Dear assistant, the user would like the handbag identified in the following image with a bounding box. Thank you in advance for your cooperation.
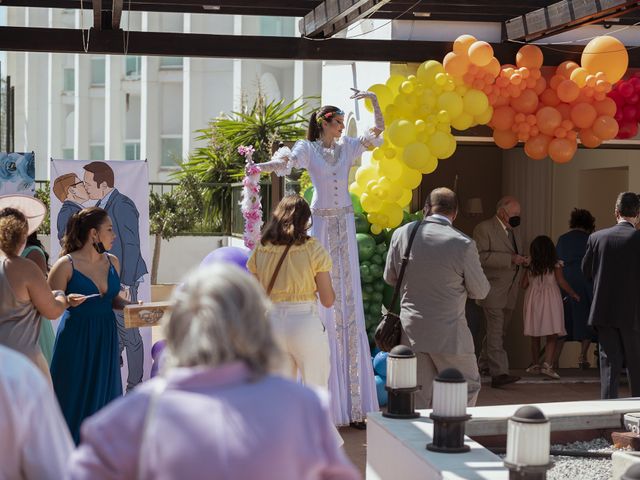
[266,243,292,296]
[374,220,423,352]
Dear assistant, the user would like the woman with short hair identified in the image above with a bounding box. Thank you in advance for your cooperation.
[69,264,359,480]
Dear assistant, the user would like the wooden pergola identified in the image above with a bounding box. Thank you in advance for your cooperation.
[0,0,639,65]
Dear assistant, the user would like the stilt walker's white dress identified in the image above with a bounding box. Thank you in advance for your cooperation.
[268,133,381,425]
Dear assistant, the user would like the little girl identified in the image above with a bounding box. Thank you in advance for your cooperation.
[521,235,580,379]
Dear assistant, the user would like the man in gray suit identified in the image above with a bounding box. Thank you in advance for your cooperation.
[384,188,490,408]
[473,196,528,388]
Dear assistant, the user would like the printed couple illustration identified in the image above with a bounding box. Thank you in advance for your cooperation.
[53,162,148,392]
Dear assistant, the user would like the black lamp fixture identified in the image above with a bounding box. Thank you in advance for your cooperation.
[382,345,420,419]
[426,368,472,453]
[504,406,553,479]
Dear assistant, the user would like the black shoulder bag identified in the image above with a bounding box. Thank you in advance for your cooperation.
[374,220,423,352]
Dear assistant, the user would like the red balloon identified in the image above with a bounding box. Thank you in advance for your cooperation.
[619,82,634,98]
[609,90,625,108]
[623,105,637,122]
[617,121,638,139]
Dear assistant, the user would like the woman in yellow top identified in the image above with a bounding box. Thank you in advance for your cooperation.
[248,195,335,391]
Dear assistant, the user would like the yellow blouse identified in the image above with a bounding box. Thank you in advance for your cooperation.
[247,237,332,303]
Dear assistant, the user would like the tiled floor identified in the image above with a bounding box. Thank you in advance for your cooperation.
[343,370,631,476]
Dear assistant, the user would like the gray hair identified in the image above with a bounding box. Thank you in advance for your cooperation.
[162,264,280,376]
[496,195,518,213]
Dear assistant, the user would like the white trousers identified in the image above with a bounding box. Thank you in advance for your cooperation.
[269,302,331,391]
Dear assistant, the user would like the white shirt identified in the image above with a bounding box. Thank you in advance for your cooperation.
[496,215,510,236]
[0,346,73,479]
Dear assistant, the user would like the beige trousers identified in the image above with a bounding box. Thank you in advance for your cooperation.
[269,302,331,391]
[479,307,514,376]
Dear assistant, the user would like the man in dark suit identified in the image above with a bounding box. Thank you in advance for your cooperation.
[83,161,148,392]
[582,191,640,399]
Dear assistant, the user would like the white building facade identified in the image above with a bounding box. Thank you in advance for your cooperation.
[4,7,322,181]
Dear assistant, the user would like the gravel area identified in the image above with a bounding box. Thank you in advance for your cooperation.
[548,438,614,480]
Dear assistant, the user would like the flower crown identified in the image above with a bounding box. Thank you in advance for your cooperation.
[317,109,345,125]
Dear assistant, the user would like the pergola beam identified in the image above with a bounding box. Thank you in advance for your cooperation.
[92,0,102,30]
[112,0,124,30]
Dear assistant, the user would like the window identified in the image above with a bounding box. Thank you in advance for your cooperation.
[125,141,140,160]
[91,57,106,86]
[161,137,182,167]
[62,148,74,159]
[160,57,183,69]
[259,17,295,36]
[63,68,74,92]
[124,56,141,79]
[90,145,105,160]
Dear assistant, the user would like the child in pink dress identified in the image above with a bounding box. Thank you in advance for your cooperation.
[521,235,579,379]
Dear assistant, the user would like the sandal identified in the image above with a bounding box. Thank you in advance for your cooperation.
[525,364,541,374]
[541,363,560,379]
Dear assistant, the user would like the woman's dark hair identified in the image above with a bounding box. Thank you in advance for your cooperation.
[569,208,595,233]
[529,235,558,277]
[307,105,343,141]
[261,195,311,246]
[0,207,28,256]
[61,207,109,256]
[26,232,50,266]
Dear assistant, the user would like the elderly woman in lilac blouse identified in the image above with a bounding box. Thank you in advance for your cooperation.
[69,264,359,480]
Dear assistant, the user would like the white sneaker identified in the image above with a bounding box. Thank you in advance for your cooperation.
[541,363,560,379]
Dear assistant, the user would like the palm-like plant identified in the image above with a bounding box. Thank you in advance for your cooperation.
[175,95,314,229]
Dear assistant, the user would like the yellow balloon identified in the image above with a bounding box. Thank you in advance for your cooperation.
[400,80,415,94]
[397,165,422,190]
[355,165,377,187]
[403,142,431,171]
[421,89,437,110]
[386,74,406,94]
[386,181,403,202]
[581,35,628,84]
[372,147,385,161]
[436,123,451,133]
[440,135,457,159]
[475,106,493,125]
[417,60,445,86]
[436,110,451,124]
[451,112,474,131]
[387,119,417,147]
[463,89,489,116]
[419,155,438,174]
[437,92,464,119]
[378,156,402,181]
[455,85,469,96]
[365,84,394,112]
[397,188,412,207]
[428,131,451,158]
[349,181,364,197]
[435,73,448,86]
[380,202,404,228]
[371,224,383,235]
[360,193,383,213]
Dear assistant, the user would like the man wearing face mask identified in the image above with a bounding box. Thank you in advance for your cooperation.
[582,192,640,399]
[473,196,528,388]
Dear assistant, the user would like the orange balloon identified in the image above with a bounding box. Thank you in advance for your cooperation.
[566,130,578,141]
[510,88,539,114]
[536,106,563,136]
[549,138,577,163]
[593,91,607,101]
[530,126,540,137]
[508,84,522,97]
[557,79,580,103]
[534,77,547,95]
[540,88,561,107]
[453,34,477,55]
[443,52,470,77]
[556,103,572,121]
[526,77,537,89]
[594,97,617,117]
[484,57,501,78]
[549,75,565,90]
[524,134,551,160]
[516,45,544,69]
[556,61,580,79]
[494,94,510,107]
[561,119,574,131]
[526,114,537,125]
[493,129,519,149]
[554,127,567,138]
[579,128,602,148]
[496,76,509,88]
[581,35,629,84]
[570,67,588,87]
[570,102,598,129]
[531,69,542,80]
[492,106,516,131]
[468,41,494,67]
[592,115,619,140]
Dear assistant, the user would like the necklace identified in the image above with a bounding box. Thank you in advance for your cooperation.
[313,140,341,166]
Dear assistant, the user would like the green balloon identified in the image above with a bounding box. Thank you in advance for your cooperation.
[356,233,376,261]
[361,290,372,304]
[370,253,384,266]
[359,263,372,282]
[351,193,364,214]
[371,231,386,244]
[383,227,397,245]
[373,281,385,292]
[376,242,388,255]
[368,302,381,316]
[303,187,314,204]
[363,284,375,294]
[354,213,371,234]
[402,210,412,225]
[370,263,383,279]
[371,291,384,304]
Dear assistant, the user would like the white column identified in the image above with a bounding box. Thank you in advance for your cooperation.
[232,15,244,111]
[73,11,90,159]
[105,55,124,159]
[182,13,204,158]
[47,9,64,170]
[141,12,160,178]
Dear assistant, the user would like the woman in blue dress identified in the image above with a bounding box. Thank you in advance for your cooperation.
[554,208,596,369]
[48,207,126,443]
